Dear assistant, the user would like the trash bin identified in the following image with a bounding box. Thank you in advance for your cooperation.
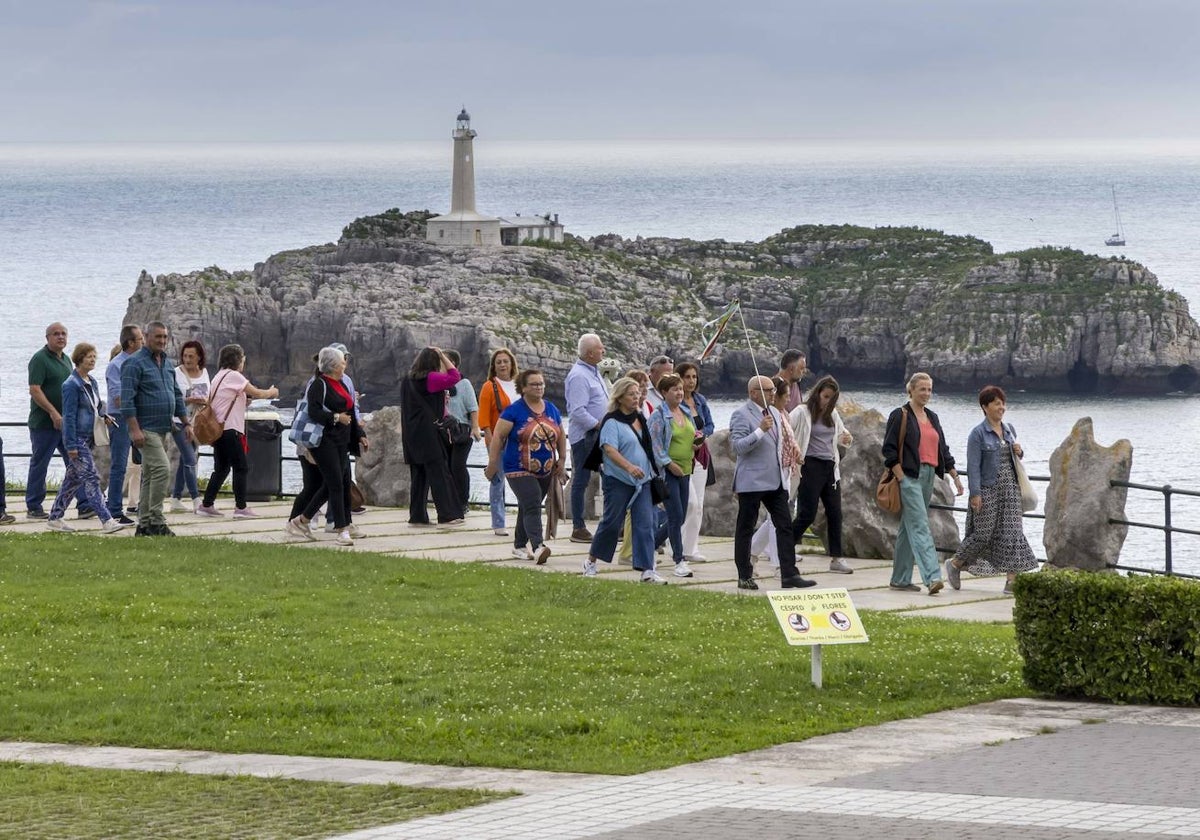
[245,409,284,502]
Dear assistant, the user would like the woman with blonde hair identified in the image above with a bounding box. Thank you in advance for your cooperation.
[477,348,519,535]
[881,372,963,595]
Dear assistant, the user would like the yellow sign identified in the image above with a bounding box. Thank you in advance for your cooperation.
[767,588,868,646]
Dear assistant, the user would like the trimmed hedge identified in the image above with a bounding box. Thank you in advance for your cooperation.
[1013,571,1200,705]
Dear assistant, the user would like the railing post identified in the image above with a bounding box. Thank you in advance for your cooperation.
[1164,485,1173,577]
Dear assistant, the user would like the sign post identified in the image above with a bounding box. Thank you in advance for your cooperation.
[766,588,868,688]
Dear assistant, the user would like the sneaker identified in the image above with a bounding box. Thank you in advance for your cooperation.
[285,518,317,542]
[439,518,466,527]
[569,527,593,544]
[101,519,127,534]
[511,547,534,561]
[673,560,694,578]
[347,524,363,539]
[324,522,337,533]
[493,527,509,536]
[47,518,74,532]
[351,506,367,515]
[335,529,354,546]
[116,515,136,525]
[26,510,48,520]
[533,544,552,565]
[126,506,138,515]
[928,580,945,595]
[233,507,260,519]
[737,577,759,590]
[0,513,15,526]
[889,582,922,592]
[686,553,708,562]
[168,498,188,513]
[195,504,223,517]
[641,570,669,584]
[581,558,598,577]
[77,507,98,520]
[828,558,854,574]
[945,558,962,590]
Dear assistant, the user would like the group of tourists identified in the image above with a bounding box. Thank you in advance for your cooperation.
[3,321,1036,595]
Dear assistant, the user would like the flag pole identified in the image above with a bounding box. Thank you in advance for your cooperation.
[736,302,769,411]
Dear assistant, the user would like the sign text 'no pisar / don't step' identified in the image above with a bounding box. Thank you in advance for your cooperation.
[767,588,868,688]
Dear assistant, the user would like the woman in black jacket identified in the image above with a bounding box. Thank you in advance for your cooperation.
[400,346,465,526]
[881,372,964,595]
[286,346,366,546]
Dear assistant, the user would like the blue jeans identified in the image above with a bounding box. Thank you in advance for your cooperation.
[589,474,656,571]
[26,427,85,513]
[170,427,199,500]
[49,441,110,523]
[569,430,598,529]
[662,471,691,563]
[892,465,944,587]
[107,415,132,518]
[489,471,507,529]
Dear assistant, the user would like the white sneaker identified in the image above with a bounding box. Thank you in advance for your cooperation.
[533,544,552,565]
[673,560,694,578]
[687,553,708,562]
[828,558,854,574]
[493,527,509,536]
[47,518,74,532]
[511,547,534,561]
[324,522,337,533]
[285,518,316,542]
[101,519,126,534]
[581,558,598,577]
[233,507,260,519]
[335,530,354,546]
[347,524,363,539]
[168,498,187,513]
[641,570,669,585]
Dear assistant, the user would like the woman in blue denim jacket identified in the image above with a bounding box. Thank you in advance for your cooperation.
[47,343,126,534]
[944,385,1036,595]
[648,373,701,578]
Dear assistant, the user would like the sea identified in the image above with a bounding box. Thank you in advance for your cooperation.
[3,139,1200,572]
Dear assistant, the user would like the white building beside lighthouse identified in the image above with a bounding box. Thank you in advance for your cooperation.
[426,108,565,247]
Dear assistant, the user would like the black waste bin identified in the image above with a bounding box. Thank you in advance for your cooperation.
[245,412,284,502]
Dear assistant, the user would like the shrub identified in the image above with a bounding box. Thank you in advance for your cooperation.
[1013,570,1200,705]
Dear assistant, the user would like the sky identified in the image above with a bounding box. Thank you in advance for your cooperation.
[2,0,1199,142]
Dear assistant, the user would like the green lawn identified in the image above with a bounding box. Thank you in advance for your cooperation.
[0,761,503,839]
[0,534,1029,775]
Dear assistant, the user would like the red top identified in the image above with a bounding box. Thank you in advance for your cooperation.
[917,416,940,466]
[322,375,353,408]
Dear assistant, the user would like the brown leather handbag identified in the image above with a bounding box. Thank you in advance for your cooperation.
[875,407,908,514]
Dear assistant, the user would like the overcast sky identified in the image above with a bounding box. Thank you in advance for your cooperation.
[3,0,1198,142]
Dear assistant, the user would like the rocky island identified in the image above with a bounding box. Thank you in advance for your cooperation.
[125,209,1200,403]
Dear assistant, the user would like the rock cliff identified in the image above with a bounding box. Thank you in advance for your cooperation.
[124,210,1200,404]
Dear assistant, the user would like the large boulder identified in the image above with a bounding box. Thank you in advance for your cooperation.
[355,407,411,507]
[1043,417,1132,571]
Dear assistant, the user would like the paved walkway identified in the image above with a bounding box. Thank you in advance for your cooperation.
[1,495,1017,623]
[4,699,1199,838]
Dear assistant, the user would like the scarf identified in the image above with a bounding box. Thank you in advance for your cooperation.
[600,408,656,472]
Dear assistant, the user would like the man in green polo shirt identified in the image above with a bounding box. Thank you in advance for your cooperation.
[27,322,89,518]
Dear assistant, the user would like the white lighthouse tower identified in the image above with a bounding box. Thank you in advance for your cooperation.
[426,108,501,246]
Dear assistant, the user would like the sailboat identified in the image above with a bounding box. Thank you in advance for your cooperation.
[1105,185,1126,247]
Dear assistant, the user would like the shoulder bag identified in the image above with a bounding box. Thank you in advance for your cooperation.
[289,377,327,449]
[1008,425,1038,512]
[192,370,234,446]
[81,376,110,447]
[875,406,908,514]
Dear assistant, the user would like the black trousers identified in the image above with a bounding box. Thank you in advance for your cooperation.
[292,439,351,529]
[734,484,797,580]
[792,457,844,557]
[409,453,459,524]
[202,430,248,509]
[449,439,473,516]
[289,454,325,521]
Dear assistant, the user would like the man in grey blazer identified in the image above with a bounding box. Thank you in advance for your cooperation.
[731,375,816,590]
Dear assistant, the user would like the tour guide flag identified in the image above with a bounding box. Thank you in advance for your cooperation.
[699,300,740,360]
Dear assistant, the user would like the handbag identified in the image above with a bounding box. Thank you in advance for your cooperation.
[438,414,472,445]
[1009,433,1038,512]
[649,473,669,505]
[289,377,327,449]
[81,377,110,447]
[193,370,235,446]
[695,439,717,487]
[875,406,908,514]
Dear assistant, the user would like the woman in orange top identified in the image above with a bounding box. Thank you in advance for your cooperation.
[478,348,519,536]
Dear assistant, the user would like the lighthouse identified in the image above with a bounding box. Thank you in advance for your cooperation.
[426,108,501,246]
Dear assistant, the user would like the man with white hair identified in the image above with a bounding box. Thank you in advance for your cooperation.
[644,355,674,411]
[730,375,815,590]
[564,332,609,543]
